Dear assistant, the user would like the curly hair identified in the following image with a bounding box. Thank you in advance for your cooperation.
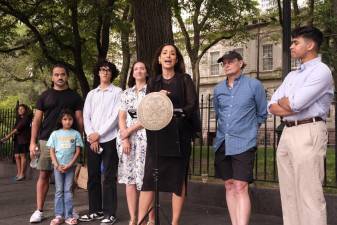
[93,60,119,83]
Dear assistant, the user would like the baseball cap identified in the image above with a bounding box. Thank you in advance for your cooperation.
[217,51,243,63]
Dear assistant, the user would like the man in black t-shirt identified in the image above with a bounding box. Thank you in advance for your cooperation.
[29,64,83,223]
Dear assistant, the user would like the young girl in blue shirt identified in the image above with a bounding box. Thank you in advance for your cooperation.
[48,109,83,225]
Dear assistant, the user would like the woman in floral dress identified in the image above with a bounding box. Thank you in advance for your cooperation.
[117,61,153,225]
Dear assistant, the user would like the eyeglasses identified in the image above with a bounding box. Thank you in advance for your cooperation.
[99,68,111,73]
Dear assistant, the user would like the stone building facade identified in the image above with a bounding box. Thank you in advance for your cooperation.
[183,22,336,145]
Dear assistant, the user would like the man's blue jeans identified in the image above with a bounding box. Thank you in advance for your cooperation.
[54,167,75,219]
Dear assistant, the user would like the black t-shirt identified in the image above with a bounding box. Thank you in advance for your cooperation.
[36,88,83,140]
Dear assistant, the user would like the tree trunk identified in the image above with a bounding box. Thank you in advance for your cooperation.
[132,0,174,71]
[292,0,300,27]
[331,0,337,87]
[119,4,132,90]
[277,0,283,27]
[69,0,90,97]
[191,59,201,96]
[307,0,315,26]
[93,0,115,89]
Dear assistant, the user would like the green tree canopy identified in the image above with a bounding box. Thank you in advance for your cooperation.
[0,0,122,97]
[173,0,258,92]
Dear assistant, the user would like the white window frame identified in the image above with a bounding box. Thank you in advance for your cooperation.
[291,58,300,70]
[210,51,220,76]
[262,44,273,71]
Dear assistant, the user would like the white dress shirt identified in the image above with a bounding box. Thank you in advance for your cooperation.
[268,57,334,121]
[83,84,122,143]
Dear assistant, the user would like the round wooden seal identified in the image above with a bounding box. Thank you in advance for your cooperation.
[137,92,173,130]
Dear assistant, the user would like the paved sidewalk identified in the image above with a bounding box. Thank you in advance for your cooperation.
[0,161,283,225]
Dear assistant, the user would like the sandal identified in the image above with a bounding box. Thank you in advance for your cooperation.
[50,216,64,225]
[129,220,137,225]
[65,217,78,225]
[146,221,155,225]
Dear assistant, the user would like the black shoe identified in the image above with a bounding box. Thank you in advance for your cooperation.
[79,212,104,222]
[100,215,117,225]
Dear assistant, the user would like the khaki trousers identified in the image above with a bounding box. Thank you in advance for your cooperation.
[277,121,327,225]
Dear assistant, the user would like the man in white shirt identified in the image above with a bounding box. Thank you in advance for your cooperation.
[80,60,122,225]
[269,26,333,225]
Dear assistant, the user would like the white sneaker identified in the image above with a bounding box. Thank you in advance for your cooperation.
[29,210,43,223]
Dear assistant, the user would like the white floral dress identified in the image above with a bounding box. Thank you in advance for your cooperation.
[117,85,147,190]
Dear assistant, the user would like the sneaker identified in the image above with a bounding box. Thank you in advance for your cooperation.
[16,175,25,181]
[79,212,104,222]
[29,210,43,223]
[100,216,117,225]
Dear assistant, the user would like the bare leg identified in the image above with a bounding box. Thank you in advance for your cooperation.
[225,179,238,225]
[15,154,21,177]
[137,191,154,225]
[233,180,250,225]
[36,170,52,210]
[126,184,138,224]
[171,183,186,225]
[148,206,155,224]
[19,153,27,177]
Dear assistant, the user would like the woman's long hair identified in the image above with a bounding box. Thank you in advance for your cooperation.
[127,60,150,88]
[151,43,186,77]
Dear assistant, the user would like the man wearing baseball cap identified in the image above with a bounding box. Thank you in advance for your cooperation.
[213,51,267,225]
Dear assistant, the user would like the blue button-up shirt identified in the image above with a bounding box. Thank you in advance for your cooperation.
[268,57,333,121]
[213,75,267,155]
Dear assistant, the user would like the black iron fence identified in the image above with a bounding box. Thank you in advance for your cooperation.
[0,108,16,160]
[1,94,336,188]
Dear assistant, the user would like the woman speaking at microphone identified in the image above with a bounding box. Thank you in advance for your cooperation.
[138,44,199,225]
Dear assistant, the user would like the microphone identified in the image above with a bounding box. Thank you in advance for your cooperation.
[173,108,185,117]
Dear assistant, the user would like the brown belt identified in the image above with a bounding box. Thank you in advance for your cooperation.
[284,117,324,127]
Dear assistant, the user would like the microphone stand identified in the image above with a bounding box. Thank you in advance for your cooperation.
[138,109,185,225]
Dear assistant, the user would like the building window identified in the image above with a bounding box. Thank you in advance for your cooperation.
[233,48,243,57]
[210,51,220,76]
[209,98,216,120]
[291,58,300,70]
[262,44,273,71]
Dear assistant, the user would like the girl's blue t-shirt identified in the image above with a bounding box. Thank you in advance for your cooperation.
[47,129,84,165]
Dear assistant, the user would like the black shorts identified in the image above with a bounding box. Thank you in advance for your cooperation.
[14,143,29,154]
[214,142,256,183]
